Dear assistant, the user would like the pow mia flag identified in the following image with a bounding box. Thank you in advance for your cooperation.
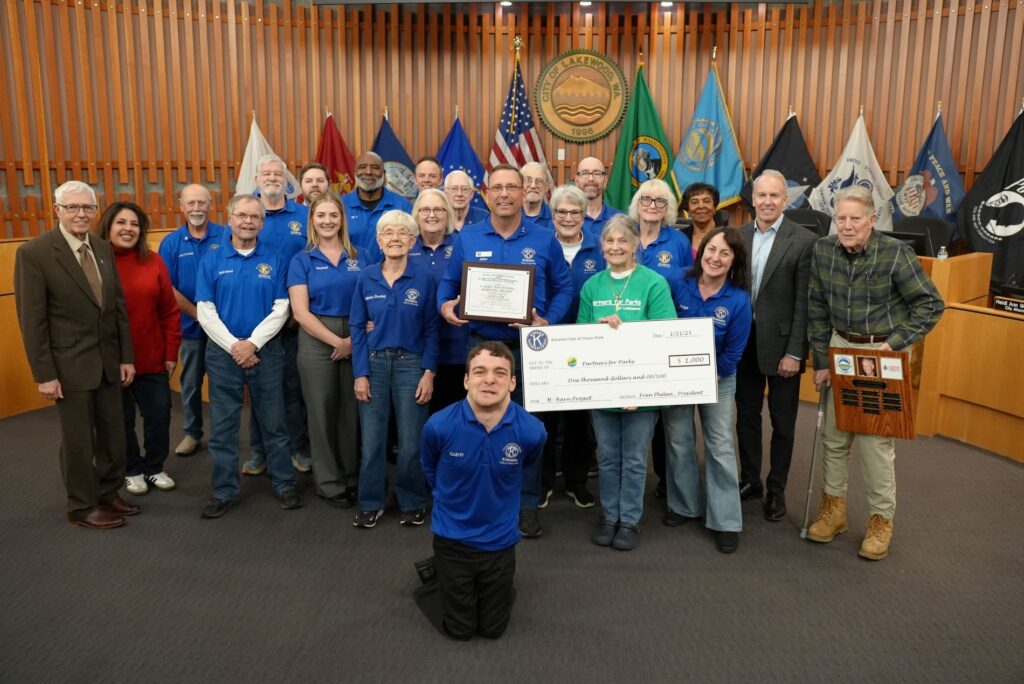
[740,113,821,210]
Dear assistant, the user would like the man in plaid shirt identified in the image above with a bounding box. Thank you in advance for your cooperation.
[806,186,943,561]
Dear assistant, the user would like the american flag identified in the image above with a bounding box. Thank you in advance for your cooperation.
[485,55,547,185]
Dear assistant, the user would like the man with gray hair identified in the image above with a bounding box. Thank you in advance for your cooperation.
[15,180,138,528]
[521,161,553,230]
[735,170,818,522]
[806,185,942,560]
[342,151,412,256]
[443,169,488,230]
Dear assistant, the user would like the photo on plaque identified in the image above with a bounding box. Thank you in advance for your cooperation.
[856,355,878,377]
[458,262,536,324]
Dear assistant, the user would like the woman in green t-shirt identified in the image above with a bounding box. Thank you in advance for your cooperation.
[576,215,677,551]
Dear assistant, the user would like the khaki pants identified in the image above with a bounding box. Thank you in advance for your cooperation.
[820,332,897,519]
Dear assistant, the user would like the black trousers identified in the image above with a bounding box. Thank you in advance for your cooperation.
[540,410,593,490]
[433,535,516,640]
[735,325,801,495]
[122,371,172,477]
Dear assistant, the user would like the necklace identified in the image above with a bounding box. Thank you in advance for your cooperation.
[610,269,635,311]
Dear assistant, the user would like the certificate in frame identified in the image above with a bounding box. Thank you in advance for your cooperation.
[459,262,536,324]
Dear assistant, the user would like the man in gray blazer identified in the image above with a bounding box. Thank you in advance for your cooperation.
[736,171,817,521]
[15,180,138,528]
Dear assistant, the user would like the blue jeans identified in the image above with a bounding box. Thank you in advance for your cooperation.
[206,339,296,500]
[122,372,172,476]
[662,375,742,532]
[249,328,308,458]
[590,409,658,525]
[179,337,207,439]
[357,350,429,511]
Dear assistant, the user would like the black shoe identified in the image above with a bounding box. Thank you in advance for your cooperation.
[353,509,384,528]
[566,486,596,509]
[738,481,764,500]
[764,491,787,521]
[591,519,617,546]
[201,497,238,519]
[323,490,356,509]
[537,489,554,509]
[400,508,427,526]
[519,508,542,538]
[714,531,740,553]
[654,480,666,499]
[276,489,302,510]
[612,523,639,551]
[662,510,692,527]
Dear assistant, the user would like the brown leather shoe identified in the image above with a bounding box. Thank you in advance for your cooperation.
[764,492,787,522]
[100,495,141,517]
[68,508,126,529]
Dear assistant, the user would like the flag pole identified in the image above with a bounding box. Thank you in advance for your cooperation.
[510,36,523,133]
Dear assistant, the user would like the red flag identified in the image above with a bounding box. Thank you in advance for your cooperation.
[316,114,357,195]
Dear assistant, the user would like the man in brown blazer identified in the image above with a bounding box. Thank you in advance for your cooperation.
[15,180,139,528]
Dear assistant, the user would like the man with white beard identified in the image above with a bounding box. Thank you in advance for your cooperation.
[158,184,226,457]
[342,151,413,258]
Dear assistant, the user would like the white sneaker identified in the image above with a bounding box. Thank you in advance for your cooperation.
[145,472,176,491]
[125,475,148,495]
[175,435,200,456]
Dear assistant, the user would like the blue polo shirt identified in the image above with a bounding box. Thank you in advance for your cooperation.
[158,222,227,339]
[420,399,546,551]
[437,218,575,340]
[341,187,412,256]
[582,202,623,238]
[259,199,308,264]
[637,226,694,275]
[463,205,490,227]
[287,248,366,317]
[195,239,289,340]
[561,233,606,323]
[349,262,440,378]
[523,203,553,230]
[669,274,752,378]
[409,234,469,366]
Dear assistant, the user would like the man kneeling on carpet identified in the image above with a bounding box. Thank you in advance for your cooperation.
[416,341,546,640]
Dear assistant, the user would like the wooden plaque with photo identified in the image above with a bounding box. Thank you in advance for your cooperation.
[829,346,915,439]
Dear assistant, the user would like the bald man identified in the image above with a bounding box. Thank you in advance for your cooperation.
[159,184,227,456]
[575,157,622,236]
[444,170,489,230]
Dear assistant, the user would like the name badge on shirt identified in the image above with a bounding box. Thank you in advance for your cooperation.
[475,251,493,258]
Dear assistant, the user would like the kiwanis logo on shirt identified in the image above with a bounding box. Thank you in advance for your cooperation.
[403,288,421,306]
[713,305,730,327]
[209,243,220,251]
[346,258,360,271]
[289,221,302,235]
[501,443,522,466]
[583,258,597,273]
[521,247,536,264]
[257,263,273,279]
[444,245,454,259]
[657,251,672,266]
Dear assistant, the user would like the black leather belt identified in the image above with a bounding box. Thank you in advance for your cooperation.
[836,331,890,344]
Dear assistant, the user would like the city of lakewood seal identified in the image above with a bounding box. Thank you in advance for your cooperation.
[536,49,628,143]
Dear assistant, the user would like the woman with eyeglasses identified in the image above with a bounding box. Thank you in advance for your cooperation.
[409,189,469,411]
[662,227,752,554]
[287,194,367,509]
[536,185,606,510]
[350,210,440,529]
[97,202,181,496]
[628,179,693,285]
[577,214,677,551]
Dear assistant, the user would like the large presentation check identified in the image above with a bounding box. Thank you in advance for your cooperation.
[519,318,719,412]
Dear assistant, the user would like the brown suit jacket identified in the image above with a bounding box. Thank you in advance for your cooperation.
[15,228,134,391]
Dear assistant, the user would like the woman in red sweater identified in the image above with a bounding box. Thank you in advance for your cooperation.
[98,202,182,495]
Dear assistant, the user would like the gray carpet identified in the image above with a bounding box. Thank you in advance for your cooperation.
[1,399,1022,683]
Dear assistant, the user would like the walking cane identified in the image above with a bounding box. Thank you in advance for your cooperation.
[800,384,829,539]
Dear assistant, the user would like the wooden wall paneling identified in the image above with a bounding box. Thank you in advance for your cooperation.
[56,1,82,187]
[965,0,993,175]
[951,2,976,171]
[373,6,385,138]
[166,1,187,185]
[1,4,23,237]
[197,0,216,182]
[269,4,284,162]
[833,0,853,165]
[794,4,811,169]
[805,2,823,167]
[7,1,33,187]
[1006,0,1024,135]
[876,0,898,177]
[411,6,423,155]
[211,1,229,203]
[39,0,65,191]
[319,7,332,119]
[922,0,942,134]
[889,0,914,182]
[848,0,867,143]
[902,0,930,177]
[764,7,782,151]
[429,7,441,155]
[106,0,129,187]
[982,0,1008,160]
[137,2,157,186]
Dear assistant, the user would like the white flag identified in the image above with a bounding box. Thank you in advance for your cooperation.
[809,115,895,230]
[235,117,300,198]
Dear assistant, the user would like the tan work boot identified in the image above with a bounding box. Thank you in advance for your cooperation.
[175,435,200,457]
[858,514,893,560]
[806,493,847,542]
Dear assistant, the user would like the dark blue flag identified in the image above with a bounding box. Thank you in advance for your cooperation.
[437,116,489,214]
[892,114,965,222]
[372,116,417,200]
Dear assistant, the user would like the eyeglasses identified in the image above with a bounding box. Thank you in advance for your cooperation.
[488,184,522,194]
[523,177,547,187]
[576,170,606,179]
[446,186,473,195]
[639,196,669,208]
[554,209,583,219]
[418,207,448,216]
[379,229,411,239]
[57,204,98,215]
[231,212,263,223]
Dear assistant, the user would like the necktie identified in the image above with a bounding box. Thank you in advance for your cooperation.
[78,243,103,305]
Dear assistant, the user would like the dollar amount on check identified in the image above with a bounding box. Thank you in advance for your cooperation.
[519,318,719,412]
